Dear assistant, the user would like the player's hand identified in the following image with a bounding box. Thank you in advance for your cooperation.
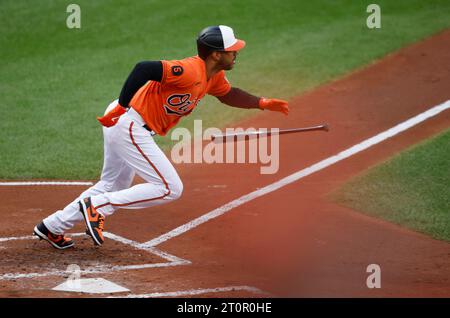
[97,104,127,127]
[259,97,289,115]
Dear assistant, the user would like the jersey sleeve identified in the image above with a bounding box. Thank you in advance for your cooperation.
[161,60,196,89]
[207,71,232,97]
[119,61,163,108]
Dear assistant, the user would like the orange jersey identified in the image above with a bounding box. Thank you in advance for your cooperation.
[129,56,231,136]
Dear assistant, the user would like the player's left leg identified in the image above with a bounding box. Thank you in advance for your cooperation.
[39,101,135,236]
[78,110,184,246]
[41,159,134,236]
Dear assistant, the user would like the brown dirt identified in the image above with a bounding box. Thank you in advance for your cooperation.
[0,29,449,298]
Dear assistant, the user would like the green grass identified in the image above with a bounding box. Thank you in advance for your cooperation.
[330,129,450,242]
[1,0,449,179]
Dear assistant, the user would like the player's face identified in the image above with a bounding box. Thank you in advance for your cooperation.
[218,51,238,70]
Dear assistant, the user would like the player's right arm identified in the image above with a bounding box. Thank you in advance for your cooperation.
[97,61,163,127]
[208,71,289,116]
[217,88,289,115]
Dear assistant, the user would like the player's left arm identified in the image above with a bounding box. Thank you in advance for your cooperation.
[216,87,289,115]
[97,61,163,127]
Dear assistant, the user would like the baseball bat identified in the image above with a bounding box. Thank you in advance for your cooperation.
[211,124,329,142]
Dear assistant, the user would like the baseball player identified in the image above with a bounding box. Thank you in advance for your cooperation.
[33,25,289,249]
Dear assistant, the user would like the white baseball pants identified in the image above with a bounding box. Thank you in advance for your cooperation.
[43,100,183,235]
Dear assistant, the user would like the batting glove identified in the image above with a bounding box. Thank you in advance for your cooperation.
[97,104,127,127]
[259,97,289,115]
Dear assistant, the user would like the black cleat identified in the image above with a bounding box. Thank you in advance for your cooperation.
[33,221,74,250]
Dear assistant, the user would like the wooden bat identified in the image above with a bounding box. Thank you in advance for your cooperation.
[211,124,329,142]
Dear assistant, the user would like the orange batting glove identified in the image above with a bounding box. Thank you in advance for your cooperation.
[259,97,289,115]
[97,103,127,127]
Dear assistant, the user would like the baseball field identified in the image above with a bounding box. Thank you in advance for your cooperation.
[0,0,449,299]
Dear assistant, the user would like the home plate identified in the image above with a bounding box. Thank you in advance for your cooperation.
[52,278,129,294]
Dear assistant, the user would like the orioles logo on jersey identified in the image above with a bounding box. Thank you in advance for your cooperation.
[163,93,199,116]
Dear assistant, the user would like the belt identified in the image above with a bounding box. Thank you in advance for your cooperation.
[143,125,156,135]
[127,107,156,136]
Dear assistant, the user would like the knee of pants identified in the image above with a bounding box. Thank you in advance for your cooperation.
[94,180,115,193]
[167,177,183,201]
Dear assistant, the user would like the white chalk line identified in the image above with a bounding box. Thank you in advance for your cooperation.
[111,285,272,298]
[0,232,190,280]
[103,232,189,263]
[140,100,450,248]
[0,232,188,263]
[0,181,94,186]
[0,261,188,281]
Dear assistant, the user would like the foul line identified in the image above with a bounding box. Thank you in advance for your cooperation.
[111,286,271,298]
[0,181,94,186]
[103,232,188,263]
[140,100,450,248]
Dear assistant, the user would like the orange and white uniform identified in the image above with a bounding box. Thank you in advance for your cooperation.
[43,57,231,233]
[131,56,231,136]
[41,25,255,242]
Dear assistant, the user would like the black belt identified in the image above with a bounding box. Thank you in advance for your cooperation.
[143,124,156,135]
[127,107,155,135]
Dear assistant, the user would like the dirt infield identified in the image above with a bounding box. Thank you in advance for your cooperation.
[1,29,449,298]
